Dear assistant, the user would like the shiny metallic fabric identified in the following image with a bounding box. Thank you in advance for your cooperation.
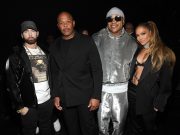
[98,91,128,135]
[93,28,137,84]
[92,26,138,135]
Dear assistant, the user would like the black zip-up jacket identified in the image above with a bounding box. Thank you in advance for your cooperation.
[6,46,52,110]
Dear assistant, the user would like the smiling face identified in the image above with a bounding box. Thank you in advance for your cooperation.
[107,14,124,36]
[57,12,75,40]
[135,26,151,46]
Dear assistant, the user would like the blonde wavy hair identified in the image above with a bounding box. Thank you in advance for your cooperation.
[136,21,176,71]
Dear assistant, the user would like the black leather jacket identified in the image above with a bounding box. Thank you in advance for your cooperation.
[6,46,52,110]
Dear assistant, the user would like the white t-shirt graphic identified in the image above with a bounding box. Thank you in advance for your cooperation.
[25,46,50,104]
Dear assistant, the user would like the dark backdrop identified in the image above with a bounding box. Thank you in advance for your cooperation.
[2,0,179,70]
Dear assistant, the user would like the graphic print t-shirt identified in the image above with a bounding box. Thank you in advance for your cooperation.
[29,55,48,83]
[25,47,50,104]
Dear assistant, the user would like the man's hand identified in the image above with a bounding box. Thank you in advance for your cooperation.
[17,107,29,115]
[54,97,62,111]
[88,98,100,111]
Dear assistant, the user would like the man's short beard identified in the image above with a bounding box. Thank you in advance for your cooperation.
[24,38,37,44]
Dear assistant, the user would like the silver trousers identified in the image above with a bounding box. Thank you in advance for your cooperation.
[98,91,128,135]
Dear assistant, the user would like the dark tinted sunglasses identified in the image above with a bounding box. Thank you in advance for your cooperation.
[106,16,122,23]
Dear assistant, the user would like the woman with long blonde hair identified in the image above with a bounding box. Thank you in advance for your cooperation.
[125,21,176,135]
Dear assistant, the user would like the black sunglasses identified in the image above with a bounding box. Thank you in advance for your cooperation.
[106,16,122,23]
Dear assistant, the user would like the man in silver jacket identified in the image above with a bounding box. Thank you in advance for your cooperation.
[92,7,138,135]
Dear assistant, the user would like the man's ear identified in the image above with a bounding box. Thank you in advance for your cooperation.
[122,18,125,26]
[21,33,23,39]
[37,31,39,37]
[73,20,75,27]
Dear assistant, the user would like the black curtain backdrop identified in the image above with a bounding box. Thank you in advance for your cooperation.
[3,0,179,70]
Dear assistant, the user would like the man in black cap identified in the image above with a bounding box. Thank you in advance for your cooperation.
[6,20,54,135]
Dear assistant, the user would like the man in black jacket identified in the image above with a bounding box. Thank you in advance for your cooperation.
[6,20,53,135]
[50,11,103,135]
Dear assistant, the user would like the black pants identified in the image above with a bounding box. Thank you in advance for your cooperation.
[62,104,98,135]
[125,83,157,135]
[21,99,53,135]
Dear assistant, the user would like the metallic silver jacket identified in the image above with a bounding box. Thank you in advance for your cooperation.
[93,28,138,83]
